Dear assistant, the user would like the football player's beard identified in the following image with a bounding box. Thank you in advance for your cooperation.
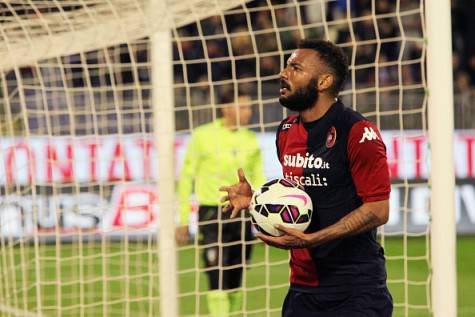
[279,79,319,112]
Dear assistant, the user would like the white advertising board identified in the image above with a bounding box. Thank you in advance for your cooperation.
[0,131,474,238]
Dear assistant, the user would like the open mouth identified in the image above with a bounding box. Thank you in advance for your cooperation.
[280,80,290,95]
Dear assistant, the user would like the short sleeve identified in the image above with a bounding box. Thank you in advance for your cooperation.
[347,120,390,202]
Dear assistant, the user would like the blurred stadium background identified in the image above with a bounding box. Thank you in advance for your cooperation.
[0,0,473,316]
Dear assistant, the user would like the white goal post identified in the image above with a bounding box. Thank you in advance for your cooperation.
[426,0,457,316]
[0,0,456,316]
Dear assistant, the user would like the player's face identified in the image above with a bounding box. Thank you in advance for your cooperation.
[236,96,252,126]
[222,95,252,127]
[279,49,322,112]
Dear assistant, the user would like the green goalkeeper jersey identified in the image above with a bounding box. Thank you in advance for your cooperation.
[177,119,265,225]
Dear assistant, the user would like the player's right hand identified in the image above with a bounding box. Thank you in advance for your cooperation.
[256,225,310,249]
[219,168,253,218]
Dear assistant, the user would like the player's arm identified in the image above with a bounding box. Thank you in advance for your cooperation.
[310,199,388,242]
[330,199,389,236]
[258,200,388,249]
[176,135,200,244]
[259,120,391,249]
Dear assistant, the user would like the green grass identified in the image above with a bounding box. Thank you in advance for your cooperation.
[0,236,473,316]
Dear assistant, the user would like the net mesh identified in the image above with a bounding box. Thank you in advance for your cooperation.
[0,0,429,316]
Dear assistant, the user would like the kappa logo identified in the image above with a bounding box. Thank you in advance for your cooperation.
[359,127,379,143]
[282,123,292,130]
[281,117,299,131]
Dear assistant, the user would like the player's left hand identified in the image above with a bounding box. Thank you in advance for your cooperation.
[256,225,311,249]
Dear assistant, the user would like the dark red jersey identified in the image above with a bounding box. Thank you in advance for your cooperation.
[276,100,391,293]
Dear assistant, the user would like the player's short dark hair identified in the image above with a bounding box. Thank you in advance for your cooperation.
[298,39,349,95]
[219,87,251,104]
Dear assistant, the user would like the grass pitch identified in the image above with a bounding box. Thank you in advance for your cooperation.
[1,236,473,316]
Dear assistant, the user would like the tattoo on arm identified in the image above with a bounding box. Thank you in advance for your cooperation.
[309,207,384,247]
[340,209,381,236]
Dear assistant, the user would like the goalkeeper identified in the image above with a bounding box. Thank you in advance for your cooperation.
[176,90,265,317]
[220,40,393,317]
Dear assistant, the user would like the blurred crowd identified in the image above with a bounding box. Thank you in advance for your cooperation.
[152,0,475,129]
[175,0,424,87]
[2,0,475,135]
[172,0,475,94]
[172,0,475,129]
[452,0,475,125]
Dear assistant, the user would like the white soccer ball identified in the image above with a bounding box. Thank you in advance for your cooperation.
[249,178,313,237]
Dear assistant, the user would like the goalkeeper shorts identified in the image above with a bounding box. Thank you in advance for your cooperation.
[198,205,254,290]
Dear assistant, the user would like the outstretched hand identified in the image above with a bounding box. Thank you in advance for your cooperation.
[219,168,253,218]
[256,225,313,249]
[175,225,189,246]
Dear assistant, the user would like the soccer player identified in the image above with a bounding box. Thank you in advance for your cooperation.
[219,39,393,316]
[176,90,265,317]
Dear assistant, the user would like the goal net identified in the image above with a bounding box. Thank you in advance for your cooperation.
[0,0,429,316]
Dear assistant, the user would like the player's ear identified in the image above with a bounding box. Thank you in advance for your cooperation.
[317,74,334,92]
